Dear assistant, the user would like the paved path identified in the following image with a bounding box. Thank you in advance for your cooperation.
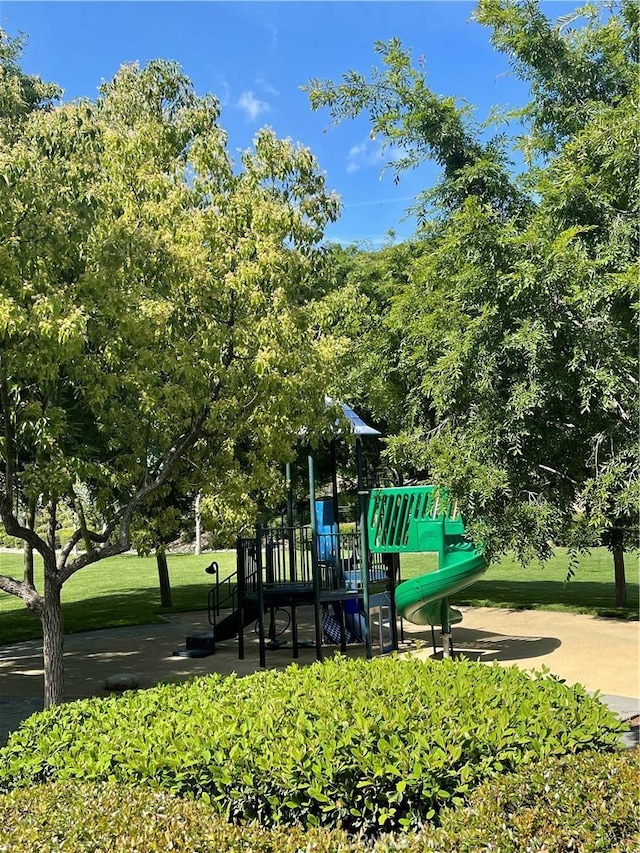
[1,607,638,747]
[410,606,639,698]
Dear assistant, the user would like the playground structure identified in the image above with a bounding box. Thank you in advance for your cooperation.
[176,402,487,664]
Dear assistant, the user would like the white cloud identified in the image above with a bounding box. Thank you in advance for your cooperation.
[236,90,270,122]
[256,73,279,97]
[265,22,278,51]
[346,140,408,174]
[212,75,231,107]
[346,141,379,173]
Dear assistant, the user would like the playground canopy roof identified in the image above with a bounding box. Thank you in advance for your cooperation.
[325,396,381,437]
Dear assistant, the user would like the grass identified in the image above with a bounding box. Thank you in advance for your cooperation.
[401,548,639,618]
[0,551,236,645]
[0,546,637,646]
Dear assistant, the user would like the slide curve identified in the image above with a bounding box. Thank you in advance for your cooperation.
[366,486,487,629]
[395,542,486,626]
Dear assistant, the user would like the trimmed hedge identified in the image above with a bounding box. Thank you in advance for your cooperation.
[0,752,638,852]
[0,781,353,852]
[385,749,640,852]
[0,656,626,834]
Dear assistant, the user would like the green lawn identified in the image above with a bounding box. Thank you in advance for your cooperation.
[401,548,639,618]
[0,546,637,646]
[0,551,236,645]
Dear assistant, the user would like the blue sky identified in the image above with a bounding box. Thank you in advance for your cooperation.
[2,1,573,246]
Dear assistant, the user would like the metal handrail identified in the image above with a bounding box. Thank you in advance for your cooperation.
[206,561,246,627]
[237,527,388,592]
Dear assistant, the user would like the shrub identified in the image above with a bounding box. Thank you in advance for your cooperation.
[378,749,640,852]
[0,656,626,834]
[1,752,637,852]
[0,781,354,852]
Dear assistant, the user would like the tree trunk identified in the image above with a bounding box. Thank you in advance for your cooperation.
[195,492,202,555]
[612,535,627,609]
[156,548,172,608]
[42,571,65,708]
[23,542,34,588]
[23,499,36,587]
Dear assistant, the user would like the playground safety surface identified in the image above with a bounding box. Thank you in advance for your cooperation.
[1,605,638,747]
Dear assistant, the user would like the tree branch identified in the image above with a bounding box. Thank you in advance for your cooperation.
[538,464,578,485]
[46,498,57,552]
[23,497,36,586]
[0,503,51,557]
[58,399,217,584]
[0,573,43,613]
[0,364,53,559]
[57,528,85,567]
[0,574,28,598]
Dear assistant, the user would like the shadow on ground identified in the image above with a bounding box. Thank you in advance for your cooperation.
[2,604,638,747]
[2,575,637,648]
[406,624,562,662]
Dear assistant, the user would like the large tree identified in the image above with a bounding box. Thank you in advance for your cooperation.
[308,1,638,604]
[0,34,338,706]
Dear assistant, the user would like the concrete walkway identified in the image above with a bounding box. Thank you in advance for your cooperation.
[1,606,638,747]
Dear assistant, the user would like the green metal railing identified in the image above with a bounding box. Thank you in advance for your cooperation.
[367,486,465,557]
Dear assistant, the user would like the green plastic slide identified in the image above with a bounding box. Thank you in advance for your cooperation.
[367,486,487,627]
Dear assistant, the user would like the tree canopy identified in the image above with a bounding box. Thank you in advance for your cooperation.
[1,1,637,711]
[0,33,339,704]
[310,0,638,600]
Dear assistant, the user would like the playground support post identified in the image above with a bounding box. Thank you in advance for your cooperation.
[383,552,400,650]
[440,597,452,659]
[256,523,266,668]
[356,437,372,659]
[236,538,245,660]
[330,439,343,581]
[285,462,296,581]
[285,461,300,658]
[308,448,323,662]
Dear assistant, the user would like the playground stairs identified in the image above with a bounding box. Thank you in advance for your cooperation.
[174,561,256,658]
[176,631,215,658]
